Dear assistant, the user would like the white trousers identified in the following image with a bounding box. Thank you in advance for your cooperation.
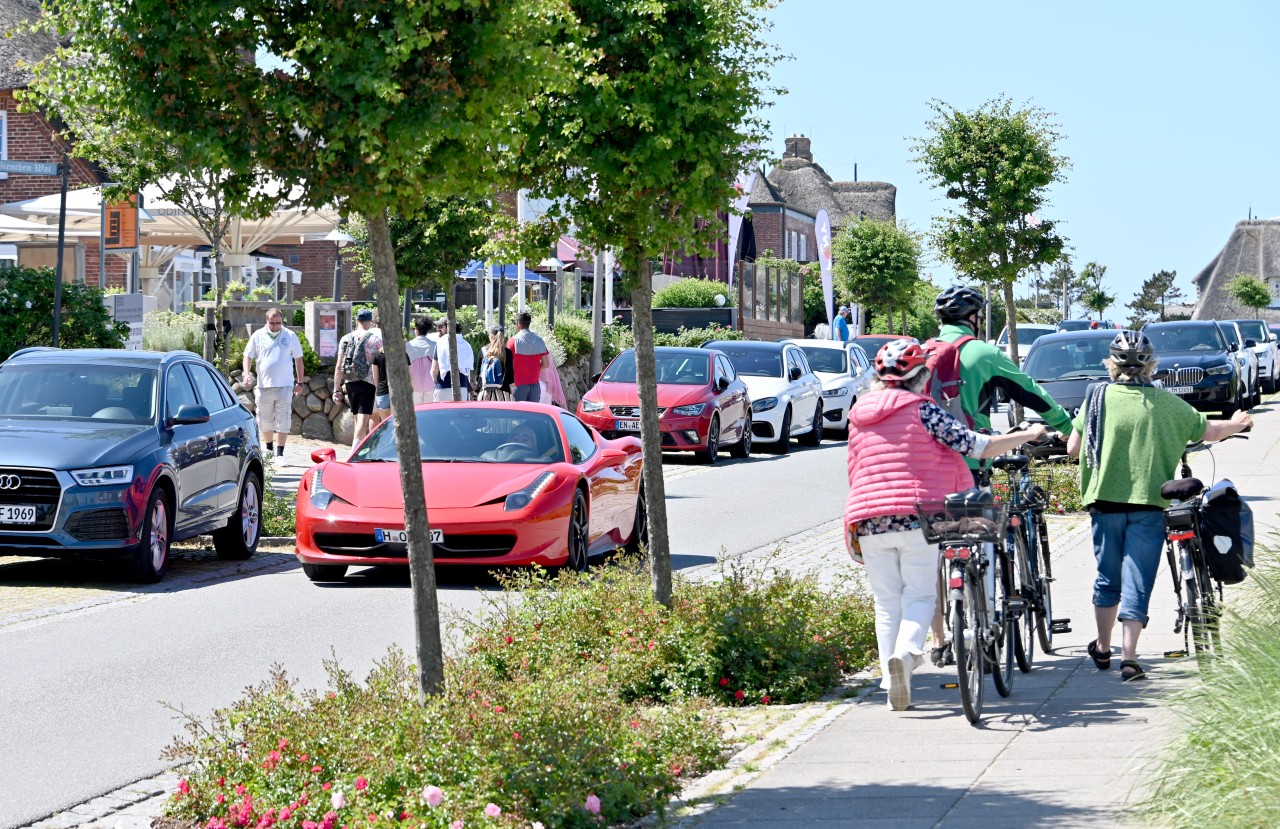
[860,528,940,686]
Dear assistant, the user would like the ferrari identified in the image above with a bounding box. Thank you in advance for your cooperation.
[295,403,646,582]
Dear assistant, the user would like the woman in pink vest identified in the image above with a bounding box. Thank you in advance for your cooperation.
[847,340,1046,711]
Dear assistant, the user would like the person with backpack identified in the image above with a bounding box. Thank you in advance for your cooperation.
[930,285,1074,484]
[332,308,382,448]
[845,339,1048,711]
[477,325,513,401]
[1066,330,1252,681]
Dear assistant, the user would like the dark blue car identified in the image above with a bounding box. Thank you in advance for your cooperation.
[0,348,263,581]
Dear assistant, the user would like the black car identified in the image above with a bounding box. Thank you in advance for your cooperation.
[0,348,264,581]
[1016,329,1116,453]
[1144,321,1243,416]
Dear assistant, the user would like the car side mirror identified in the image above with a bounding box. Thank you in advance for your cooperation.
[1228,343,1238,352]
[716,376,730,391]
[1245,339,1257,349]
[312,448,336,464]
[168,403,210,426]
[788,366,802,381]
[590,373,602,385]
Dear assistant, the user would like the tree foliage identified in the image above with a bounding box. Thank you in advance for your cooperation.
[1227,274,1272,317]
[0,268,128,361]
[1126,269,1184,327]
[831,218,922,334]
[346,197,491,294]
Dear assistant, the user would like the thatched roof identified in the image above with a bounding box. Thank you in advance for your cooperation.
[747,146,896,228]
[0,0,57,89]
[1190,220,1280,322]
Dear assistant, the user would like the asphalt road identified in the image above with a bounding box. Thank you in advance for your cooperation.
[0,434,848,829]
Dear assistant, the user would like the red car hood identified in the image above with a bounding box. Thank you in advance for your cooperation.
[589,382,708,408]
[319,461,550,509]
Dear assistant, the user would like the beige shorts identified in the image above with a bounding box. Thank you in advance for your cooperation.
[255,385,293,433]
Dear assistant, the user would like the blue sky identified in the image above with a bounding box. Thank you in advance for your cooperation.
[763,0,1280,315]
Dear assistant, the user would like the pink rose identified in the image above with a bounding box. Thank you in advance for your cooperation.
[421,785,444,808]
[331,791,346,810]
[584,794,601,815]
[483,804,501,818]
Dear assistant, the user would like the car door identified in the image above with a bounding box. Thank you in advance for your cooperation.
[847,346,872,399]
[162,364,219,530]
[186,362,246,511]
[714,354,747,442]
[559,411,625,544]
[785,346,819,427]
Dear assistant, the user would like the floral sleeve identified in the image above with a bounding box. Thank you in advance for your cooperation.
[919,401,988,458]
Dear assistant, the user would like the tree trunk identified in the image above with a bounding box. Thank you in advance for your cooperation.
[1003,281,1024,429]
[366,208,445,700]
[628,245,672,607]
[447,287,461,401]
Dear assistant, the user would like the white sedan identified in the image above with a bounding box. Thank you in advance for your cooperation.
[703,340,824,454]
[783,338,874,434]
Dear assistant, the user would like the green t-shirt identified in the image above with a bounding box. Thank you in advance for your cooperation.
[1070,384,1207,508]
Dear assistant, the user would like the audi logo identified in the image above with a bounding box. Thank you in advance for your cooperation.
[0,474,21,490]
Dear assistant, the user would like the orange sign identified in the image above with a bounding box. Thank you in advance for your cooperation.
[104,195,139,250]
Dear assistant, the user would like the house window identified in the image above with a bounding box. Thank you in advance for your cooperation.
[0,110,9,181]
[799,235,807,261]
[288,254,300,265]
[783,228,791,259]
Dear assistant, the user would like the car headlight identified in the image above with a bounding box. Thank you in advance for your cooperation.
[1205,365,1231,376]
[308,466,348,510]
[823,387,849,397]
[70,465,133,487]
[580,398,605,413]
[670,403,706,416]
[505,472,556,511]
[752,397,778,413]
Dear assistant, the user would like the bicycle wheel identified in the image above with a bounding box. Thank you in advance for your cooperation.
[989,547,1016,698]
[1187,556,1222,669]
[1010,527,1036,673]
[1033,514,1054,653]
[953,570,984,724]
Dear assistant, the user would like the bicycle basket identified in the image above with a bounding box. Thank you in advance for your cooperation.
[1023,467,1056,510]
[916,501,1009,544]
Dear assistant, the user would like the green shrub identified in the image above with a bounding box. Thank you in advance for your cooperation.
[653,278,731,309]
[0,267,129,361]
[143,310,204,354]
[654,323,744,349]
[553,316,593,361]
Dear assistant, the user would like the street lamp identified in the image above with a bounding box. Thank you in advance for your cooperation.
[325,223,353,301]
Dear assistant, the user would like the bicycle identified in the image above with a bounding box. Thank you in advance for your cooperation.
[918,497,1014,724]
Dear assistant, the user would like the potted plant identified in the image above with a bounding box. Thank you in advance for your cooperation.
[250,286,274,301]
[226,280,248,300]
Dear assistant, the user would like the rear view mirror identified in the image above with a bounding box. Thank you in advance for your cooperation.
[788,366,802,381]
[312,448,336,463]
[590,373,602,385]
[168,404,210,426]
[716,376,730,391]
[1245,339,1257,349]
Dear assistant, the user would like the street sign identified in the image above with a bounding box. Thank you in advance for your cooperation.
[0,159,59,176]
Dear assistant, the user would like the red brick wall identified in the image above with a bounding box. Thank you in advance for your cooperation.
[261,242,371,301]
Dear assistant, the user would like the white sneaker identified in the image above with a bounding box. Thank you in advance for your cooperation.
[887,653,911,711]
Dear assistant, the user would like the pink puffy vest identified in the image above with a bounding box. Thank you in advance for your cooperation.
[844,388,973,527]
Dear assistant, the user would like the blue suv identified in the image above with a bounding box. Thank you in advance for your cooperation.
[0,348,263,581]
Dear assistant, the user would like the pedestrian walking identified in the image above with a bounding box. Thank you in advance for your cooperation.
[476,325,513,401]
[241,307,305,458]
[845,339,1047,711]
[405,315,436,405]
[433,319,475,401]
[332,309,382,448]
[1066,330,1252,681]
[507,312,549,402]
[369,344,392,428]
[834,306,852,342]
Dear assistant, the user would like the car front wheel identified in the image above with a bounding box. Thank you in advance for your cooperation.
[214,471,262,560]
[729,412,753,458]
[130,489,171,583]
[565,489,590,572]
[774,407,792,455]
[695,416,721,464]
[800,401,824,446]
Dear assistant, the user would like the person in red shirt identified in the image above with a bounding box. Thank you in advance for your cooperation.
[507,312,550,402]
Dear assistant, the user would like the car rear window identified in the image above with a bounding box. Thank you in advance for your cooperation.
[0,363,157,422]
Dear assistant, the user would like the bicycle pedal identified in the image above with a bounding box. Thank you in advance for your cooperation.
[1051,619,1072,634]
[1164,649,1189,659]
[1008,598,1027,612]
[940,682,959,690]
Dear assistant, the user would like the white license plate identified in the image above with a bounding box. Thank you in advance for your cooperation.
[375,528,443,544]
[1165,386,1193,395]
[0,504,36,524]
[615,419,641,431]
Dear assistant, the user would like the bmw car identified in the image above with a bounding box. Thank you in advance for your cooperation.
[1144,321,1243,416]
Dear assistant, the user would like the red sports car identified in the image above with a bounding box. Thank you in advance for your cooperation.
[576,346,752,463]
[295,403,646,582]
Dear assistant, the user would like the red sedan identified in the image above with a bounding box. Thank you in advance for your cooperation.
[576,346,751,463]
[295,403,645,582]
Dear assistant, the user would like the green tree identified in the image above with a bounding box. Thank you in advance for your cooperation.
[1040,259,1079,320]
[831,218,922,334]
[29,0,570,699]
[913,96,1069,364]
[1081,287,1116,319]
[1126,269,1184,327]
[518,0,778,606]
[1227,273,1272,317]
[0,268,129,360]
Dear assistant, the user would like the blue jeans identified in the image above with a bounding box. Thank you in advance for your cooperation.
[1090,510,1165,625]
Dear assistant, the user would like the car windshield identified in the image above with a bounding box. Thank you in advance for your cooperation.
[602,351,708,385]
[797,346,847,374]
[1022,340,1109,381]
[0,363,157,423]
[1236,320,1267,342]
[850,337,913,362]
[716,347,782,377]
[1146,325,1225,352]
[350,407,566,464]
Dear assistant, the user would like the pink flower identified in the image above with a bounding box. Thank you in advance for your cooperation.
[178,780,191,796]
[278,738,290,750]
[584,794,601,815]
[331,791,346,810]
[279,809,292,821]
[319,812,337,829]
[484,804,501,818]
[312,766,323,774]
[217,794,226,805]
[355,778,368,792]
[492,705,504,714]
[761,695,771,705]
[532,824,544,829]
[236,785,247,796]
[300,754,309,763]
[322,782,332,791]
[450,822,463,829]
[302,823,318,829]
[421,785,444,808]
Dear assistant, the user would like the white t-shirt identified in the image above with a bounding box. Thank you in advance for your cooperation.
[434,336,475,381]
[244,326,303,388]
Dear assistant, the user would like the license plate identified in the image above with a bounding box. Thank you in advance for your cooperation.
[615,419,641,431]
[375,528,443,544]
[0,504,36,524]
[1165,386,1193,395]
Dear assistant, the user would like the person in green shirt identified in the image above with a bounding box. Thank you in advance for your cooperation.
[1066,330,1251,680]
[932,286,1075,481]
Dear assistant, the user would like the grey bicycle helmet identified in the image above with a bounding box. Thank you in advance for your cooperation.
[1108,329,1155,369]
[934,286,987,323]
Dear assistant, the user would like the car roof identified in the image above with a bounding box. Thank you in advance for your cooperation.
[1027,329,1118,347]
[704,339,784,352]
[620,346,711,359]
[3,347,185,367]
[1145,320,1219,329]
[783,338,852,349]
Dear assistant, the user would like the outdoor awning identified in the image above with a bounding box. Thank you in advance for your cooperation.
[456,260,550,283]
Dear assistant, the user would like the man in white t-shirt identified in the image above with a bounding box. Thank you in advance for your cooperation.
[432,319,476,401]
[242,307,305,458]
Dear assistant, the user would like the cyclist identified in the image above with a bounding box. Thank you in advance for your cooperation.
[1065,330,1251,680]
[844,339,1048,711]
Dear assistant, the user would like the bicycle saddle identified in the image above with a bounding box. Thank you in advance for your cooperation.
[945,487,993,505]
[990,454,1030,471]
[1160,477,1203,501]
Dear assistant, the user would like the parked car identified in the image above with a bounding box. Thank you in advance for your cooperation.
[1055,319,1118,333]
[1216,320,1260,408]
[1230,319,1278,394]
[1144,321,1244,416]
[992,323,1057,366]
[782,338,874,435]
[576,346,751,463]
[295,403,645,581]
[849,334,919,365]
[1014,330,1115,451]
[0,347,263,582]
[702,340,823,454]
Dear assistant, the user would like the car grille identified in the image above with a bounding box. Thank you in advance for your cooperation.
[65,508,132,541]
[313,532,517,559]
[0,467,61,532]
[1160,367,1207,385]
[609,406,665,418]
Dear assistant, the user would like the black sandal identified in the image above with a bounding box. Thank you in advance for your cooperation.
[1087,639,1112,670]
[1120,660,1146,681]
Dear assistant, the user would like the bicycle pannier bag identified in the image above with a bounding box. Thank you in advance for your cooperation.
[1199,479,1253,585]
